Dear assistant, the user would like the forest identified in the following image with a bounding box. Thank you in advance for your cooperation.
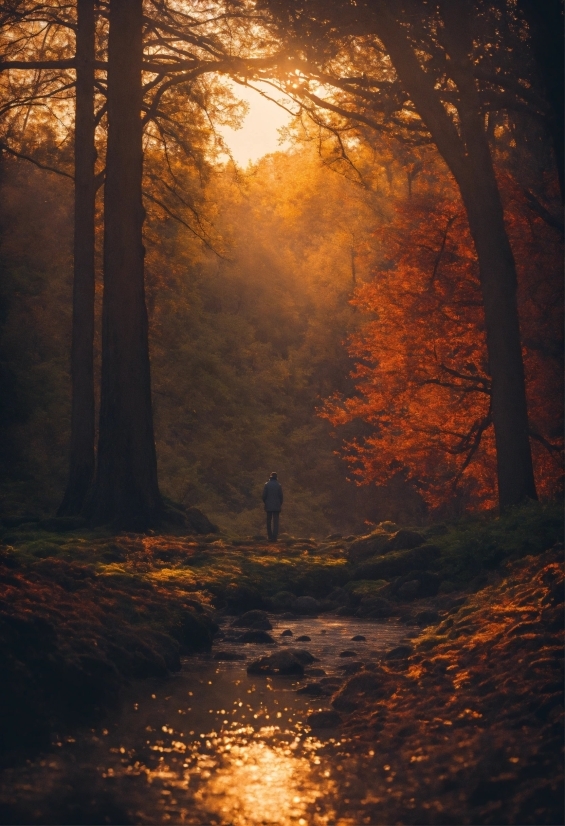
[0,2,563,824]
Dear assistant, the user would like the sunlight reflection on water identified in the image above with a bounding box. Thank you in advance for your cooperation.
[0,616,410,824]
[194,735,336,825]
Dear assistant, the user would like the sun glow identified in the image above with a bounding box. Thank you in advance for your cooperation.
[218,81,294,166]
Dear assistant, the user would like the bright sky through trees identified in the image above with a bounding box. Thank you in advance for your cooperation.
[218,81,293,166]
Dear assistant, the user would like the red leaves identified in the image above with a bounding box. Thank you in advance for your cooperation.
[322,175,563,512]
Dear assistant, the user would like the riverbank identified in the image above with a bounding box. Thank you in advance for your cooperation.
[0,502,562,822]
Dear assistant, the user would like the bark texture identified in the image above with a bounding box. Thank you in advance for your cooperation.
[58,0,96,516]
[374,0,537,508]
[90,0,162,528]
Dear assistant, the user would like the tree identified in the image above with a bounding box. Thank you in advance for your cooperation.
[58,0,96,515]
[322,169,563,514]
[0,1,279,524]
[257,0,554,508]
[89,0,161,528]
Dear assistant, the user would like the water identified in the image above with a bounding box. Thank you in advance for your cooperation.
[0,616,413,825]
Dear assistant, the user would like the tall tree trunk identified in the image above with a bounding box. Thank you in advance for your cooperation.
[58,0,96,516]
[90,0,162,529]
[375,0,538,509]
[440,0,537,508]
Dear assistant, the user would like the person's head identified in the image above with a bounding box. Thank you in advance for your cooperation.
[270,471,277,479]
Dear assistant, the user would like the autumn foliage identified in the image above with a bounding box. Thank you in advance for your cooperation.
[322,170,563,513]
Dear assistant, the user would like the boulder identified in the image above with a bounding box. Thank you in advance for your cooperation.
[384,644,413,660]
[392,570,441,599]
[296,682,326,696]
[396,579,420,601]
[241,630,275,644]
[348,531,392,563]
[292,596,320,615]
[351,634,366,641]
[296,635,311,642]
[281,629,293,637]
[288,648,318,665]
[271,591,296,611]
[331,695,359,713]
[326,586,348,605]
[415,609,439,627]
[231,610,272,630]
[307,710,342,729]
[332,671,389,709]
[247,650,305,676]
[356,597,394,619]
[339,661,365,676]
[384,529,425,552]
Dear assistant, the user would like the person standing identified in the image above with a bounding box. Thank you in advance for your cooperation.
[262,471,283,541]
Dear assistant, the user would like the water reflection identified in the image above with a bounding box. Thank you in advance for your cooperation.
[194,734,336,825]
[0,616,409,824]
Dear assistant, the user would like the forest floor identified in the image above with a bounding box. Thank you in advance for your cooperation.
[0,502,562,824]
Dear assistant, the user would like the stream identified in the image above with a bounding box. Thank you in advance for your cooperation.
[0,616,414,825]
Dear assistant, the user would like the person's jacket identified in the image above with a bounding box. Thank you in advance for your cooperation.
[262,479,283,511]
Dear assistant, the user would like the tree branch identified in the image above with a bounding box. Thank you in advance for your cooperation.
[0,141,73,180]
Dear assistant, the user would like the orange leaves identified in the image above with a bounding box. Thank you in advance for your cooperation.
[322,173,563,513]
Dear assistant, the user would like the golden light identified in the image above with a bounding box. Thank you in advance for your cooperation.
[218,81,294,166]
[194,736,337,825]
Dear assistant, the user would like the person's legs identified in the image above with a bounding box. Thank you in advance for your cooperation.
[266,512,273,540]
[272,511,279,541]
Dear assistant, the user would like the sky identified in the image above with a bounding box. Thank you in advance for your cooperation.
[217,82,294,166]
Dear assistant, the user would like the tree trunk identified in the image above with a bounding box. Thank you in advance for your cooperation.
[58,0,96,516]
[374,0,538,508]
[90,0,162,529]
[440,0,537,508]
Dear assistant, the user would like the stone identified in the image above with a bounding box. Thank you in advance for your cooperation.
[292,596,320,615]
[339,650,358,657]
[241,630,275,644]
[231,610,272,630]
[272,591,296,611]
[247,650,304,676]
[327,587,348,605]
[307,710,342,728]
[339,661,364,675]
[296,635,311,641]
[356,597,394,619]
[213,650,246,661]
[336,606,356,616]
[289,648,318,665]
[347,531,392,563]
[384,644,413,660]
[397,579,420,600]
[415,609,439,627]
[331,696,359,713]
[296,682,326,696]
[384,529,425,552]
[351,634,366,641]
[281,629,293,636]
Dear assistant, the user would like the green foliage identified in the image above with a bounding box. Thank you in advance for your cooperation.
[430,501,564,586]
